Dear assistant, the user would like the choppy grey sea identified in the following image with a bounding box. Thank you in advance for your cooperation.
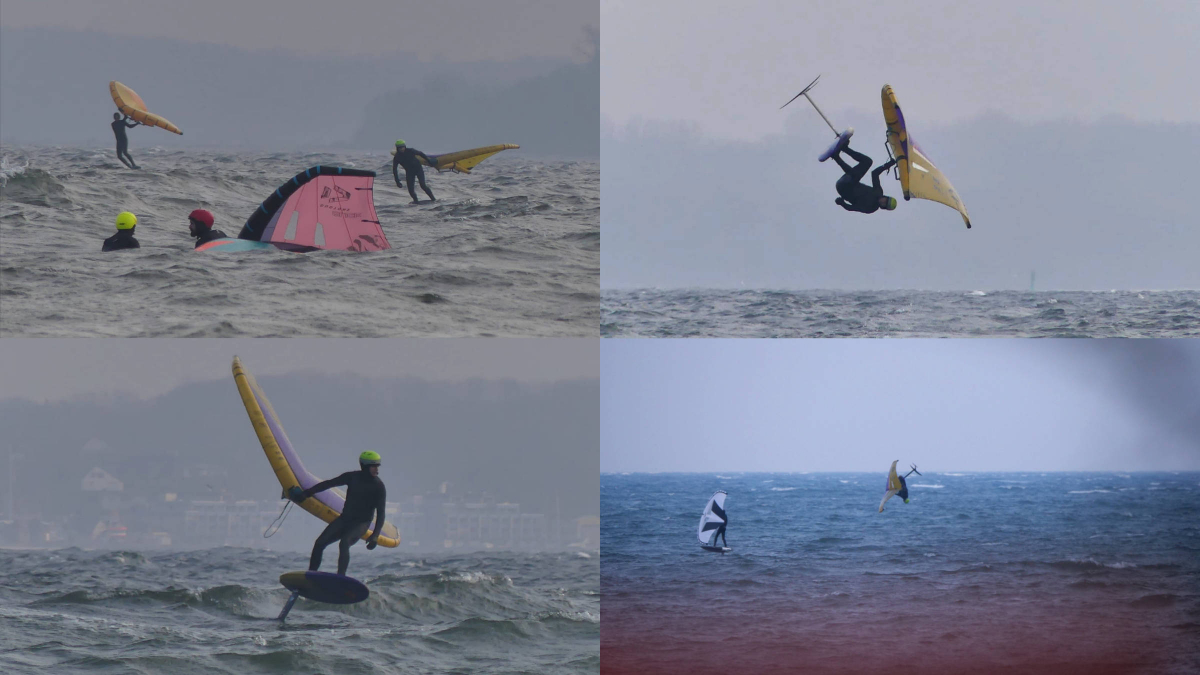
[0,547,598,674]
[0,147,598,337]
[602,289,1200,337]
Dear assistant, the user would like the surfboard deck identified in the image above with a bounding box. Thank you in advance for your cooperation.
[701,545,732,553]
[279,571,369,604]
[818,128,854,162]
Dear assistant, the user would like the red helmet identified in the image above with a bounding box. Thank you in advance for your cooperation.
[188,209,214,228]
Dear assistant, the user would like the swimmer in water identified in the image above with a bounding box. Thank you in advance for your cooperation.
[102,211,140,251]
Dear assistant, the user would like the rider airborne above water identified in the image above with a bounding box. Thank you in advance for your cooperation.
[829,139,898,215]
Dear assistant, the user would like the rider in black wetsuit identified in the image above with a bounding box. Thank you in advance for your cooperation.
[712,521,727,548]
[710,498,727,547]
[187,209,229,248]
[897,465,920,503]
[102,211,140,251]
[831,143,897,214]
[112,113,140,169]
[392,140,436,204]
[290,451,387,576]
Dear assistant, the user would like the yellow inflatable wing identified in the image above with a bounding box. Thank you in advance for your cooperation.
[881,85,970,228]
[110,81,183,135]
[426,144,519,173]
[231,357,400,547]
[392,144,519,173]
[879,460,902,512]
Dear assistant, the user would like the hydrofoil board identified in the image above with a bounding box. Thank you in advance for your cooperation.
[277,570,369,621]
[819,128,854,162]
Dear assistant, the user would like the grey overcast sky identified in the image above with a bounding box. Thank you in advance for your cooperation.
[1,0,597,61]
[601,0,1200,141]
[601,339,1200,473]
[0,339,598,403]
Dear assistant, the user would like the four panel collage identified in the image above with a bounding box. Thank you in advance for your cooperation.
[1,2,1197,674]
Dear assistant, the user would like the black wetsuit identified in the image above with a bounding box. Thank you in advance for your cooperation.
[833,146,892,214]
[710,499,727,547]
[393,148,436,203]
[897,474,909,502]
[192,228,230,249]
[102,228,140,252]
[303,469,387,576]
[112,117,139,169]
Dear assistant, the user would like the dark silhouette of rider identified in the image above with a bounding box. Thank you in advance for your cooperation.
[712,522,727,548]
[392,140,436,204]
[111,113,140,169]
[289,451,387,576]
[710,499,727,547]
[831,143,897,214]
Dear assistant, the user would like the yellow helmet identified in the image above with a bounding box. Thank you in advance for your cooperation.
[115,212,137,230]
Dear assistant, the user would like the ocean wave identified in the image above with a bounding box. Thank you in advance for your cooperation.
[602,289,1200,338]
[1130,593,1178,609]
[2,149,598,337]
[1047,558,1142,572]
[0,155,30,187]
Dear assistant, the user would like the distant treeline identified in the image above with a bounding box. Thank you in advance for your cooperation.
[0,25,594,156]
[0,373,599,521]
[353,45,598,157]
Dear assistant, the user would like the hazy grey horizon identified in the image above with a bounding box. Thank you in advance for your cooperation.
[602,1,1200,138]
[2,0,597,62]
[602,114,1200,290]
[600,0,1200,291]
[1,0,598,154]
[1,339,600,544]
[0,338,599,403]
[601,339,1200,473]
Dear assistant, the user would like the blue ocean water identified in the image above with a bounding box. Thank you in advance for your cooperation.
[0,547,598,674]
[601,472,1200,675]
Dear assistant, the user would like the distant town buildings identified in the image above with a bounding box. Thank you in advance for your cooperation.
[1,460,598,553]
[81,467,123,492]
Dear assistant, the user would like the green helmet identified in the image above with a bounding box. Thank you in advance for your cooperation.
[882,196,898,211]
[115,211,137,230]
[395,139,406,147]
[359,450,382,466]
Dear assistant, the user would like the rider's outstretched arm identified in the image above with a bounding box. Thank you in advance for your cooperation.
[871,160,895,191]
